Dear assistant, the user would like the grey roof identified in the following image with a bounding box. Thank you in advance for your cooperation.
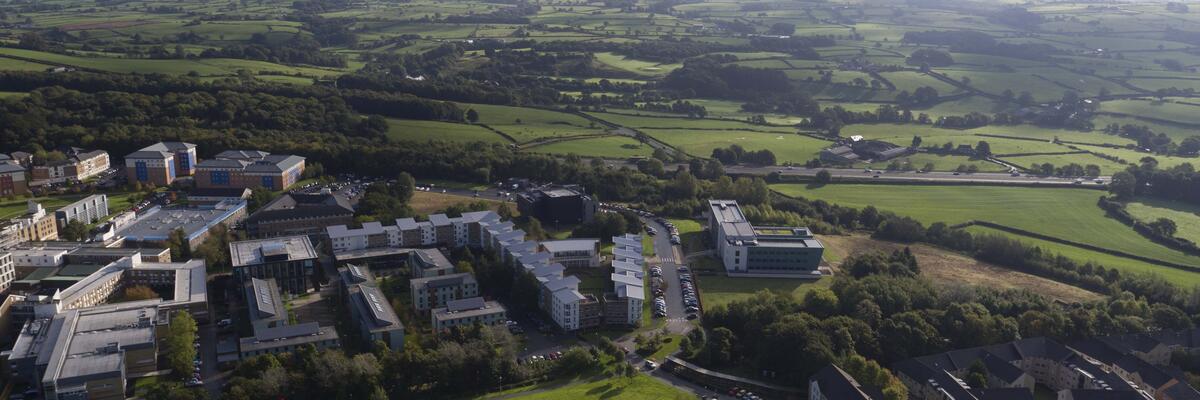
[446,296,486,312]
[245,193,352,224]
[429,214,452,226]
[140,142,196,152]
[244,155,305,173]
[543,276,580,292]
[0,162,23,173]
[215,150,270,160]
[412,248,452,269]
[253,321,319,342]
[809,365,874,400]
[396,218,421,230]
[709,200,756,241]
[248,278,281,320]
[354,285,400,328]
[230,236,318,267]
[328,221,385,239]
[410,273,475,291]
[239,323,338,352]
[125,150,172,160]
[539,239,598,253]
[552,288,586,304]
[461,211,500,223]
[117,202,246,242]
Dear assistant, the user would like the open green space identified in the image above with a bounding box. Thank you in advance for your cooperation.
[1100,99,1200,126]
[770,183,1200,268]
[464,103,606,144]
[963,225,1200,287]
[640,129,829,163]
[1074,145,1198,170]
[1126,198,1200,244]
[0,191,137,220]
[507,375,691,400]
[386,118,510,144]
[0,48,343,77]
[698,273,829,309]
[526,136,655,159]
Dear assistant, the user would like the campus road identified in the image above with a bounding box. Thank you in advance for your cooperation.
[642,218,694,334]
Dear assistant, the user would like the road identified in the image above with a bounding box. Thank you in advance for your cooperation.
[597,158,1111,187]
[643,218,693,334]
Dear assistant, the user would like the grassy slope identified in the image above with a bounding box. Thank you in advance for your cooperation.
[527,136,655,158]
[386,118,511,144]
[770,184,1200,268]
[1126,198,1200,244]
[510,375,691,400]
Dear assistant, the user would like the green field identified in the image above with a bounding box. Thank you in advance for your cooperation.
[641,129,828,163]
[698,273,828,308]
[1126,198,1200,244]
[526,136,655,158]
[386,118,510,144]
[0,48,343,77]
[508,375,690,400]
[464,104,606,143]
[0,191,136,220]
[770,184,1200,269]
[1100,99,1200,126]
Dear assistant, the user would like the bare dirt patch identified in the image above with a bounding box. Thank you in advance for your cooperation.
[820,234,1102,303]
[60,20,151,31]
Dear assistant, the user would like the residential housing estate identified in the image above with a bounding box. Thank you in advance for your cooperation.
[239,278,339,359]
[706,200,825,279]
[31,148,109,185]
[337,265,404,349]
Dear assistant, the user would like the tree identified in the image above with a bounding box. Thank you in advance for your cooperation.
[802,288,839,318]
[975,141,992,157]
[816,169,832,184]
[1110,171,1137,200]
[165,312,198,378]
[124,285,159,301]
[911,136,923,148]
[394,172,416,203]
[168,228,191,261]
[248,187,278,212]
[705,327,736,366]
[966,360,989,389]
[60,220,89,241]
[466,109,479,123]
[1149,218,1178,237]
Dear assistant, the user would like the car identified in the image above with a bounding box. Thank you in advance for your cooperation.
[186,379,203,387]
[677,266,689,272]
[644,360,658,370]
[217,319,232,328]
[686,306,699,313]
[953,172,961,175]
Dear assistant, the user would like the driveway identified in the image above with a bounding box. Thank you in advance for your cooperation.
[643,218,694,334]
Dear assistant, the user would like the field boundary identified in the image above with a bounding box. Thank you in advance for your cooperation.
[474,123,519,143]
[994,151,1088,157]
[953,220,1200,272]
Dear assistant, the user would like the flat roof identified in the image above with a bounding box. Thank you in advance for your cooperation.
[409,273,476,290]
[117,202,245,242]
[539,239,598,253]
[709,200,821,248]
[709,200,756,241]
[327,221,385,239]
[230,236,317,267]
[434,298,506,321]
[333,247,411,262]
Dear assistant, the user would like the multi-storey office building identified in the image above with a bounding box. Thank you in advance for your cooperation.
[229,236,317,295]
[707,200,824,279]
[246,193,353,238]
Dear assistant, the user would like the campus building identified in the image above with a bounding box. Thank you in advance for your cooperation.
[809,364,884,400]
[124,142,196,186]
[110,200,246,251]
[336,265,404,349]
[54,194,108,228]
[707,200,824,279]
[538,239,600,268]
[0,252,13,293]
[31,149,109,185]
[516,185,597,225]
[245,192,353,238]
[409,272,479,313]
[0,162,29,196]
[431,297,507,332]
[229,236,317,295]
[4,254,210,400]
[239,278,339,359]
[0,201,59,248]
[195,150,305,191]
[409,248,454,278]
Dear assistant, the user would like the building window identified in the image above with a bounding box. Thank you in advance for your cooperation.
[211,171,230,185]
[135,161,148,182]
[262,176,275,189]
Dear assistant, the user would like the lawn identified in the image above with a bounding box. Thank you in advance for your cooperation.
[1074,145,1197,170]
[586,112,793,133]
[0,191,137,220]
[511,375,691,400]
[697,270,830,308]
[668,219,704,255]
[964,225,1200,287]
[0,48,342,77]
[1100,99,1200,126]
[526,136,655,159]
[462,103,606,144]
[997,152,1129,174]
[1126,198,1200,244]
[408,191,515,215]
[770,183,1200,268]
[386,118,511,144]
[593,52,682,78]
[640,129,830,163]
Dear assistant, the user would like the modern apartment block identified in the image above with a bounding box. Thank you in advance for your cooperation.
[125,142,196,186]
[538,239,600,268]
[239,278,339,359]
[53,194,108,227]
[229,236,317,294]
[707,200,824,279]
[337,265,404,350]
[409,248,455,278]
[431,297,507,332]
[0,252,13,293]
[0,162,28,196]
[0,201,59,249]
[409,272,479,312]
[195,150,305,191]
[326,210,500,257]
[31,149,109,185]
[246,192,353,238]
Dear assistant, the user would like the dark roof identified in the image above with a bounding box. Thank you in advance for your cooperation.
[1070,338,1126,365]
[125,150,170,160]
[808,365,875,400]
[1101,334,1164,354]
[1059,390,1149,400]
[971,388,1034,400]
[1116,354,1173,388]
[244,193,353,224]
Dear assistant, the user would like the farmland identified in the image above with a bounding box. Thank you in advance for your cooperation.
[770,183,1200,269]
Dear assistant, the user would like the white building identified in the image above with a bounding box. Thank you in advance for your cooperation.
[538,239,600,268]
[9,247,68,268]
[432,297,507,332]
[54,194,109,227]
